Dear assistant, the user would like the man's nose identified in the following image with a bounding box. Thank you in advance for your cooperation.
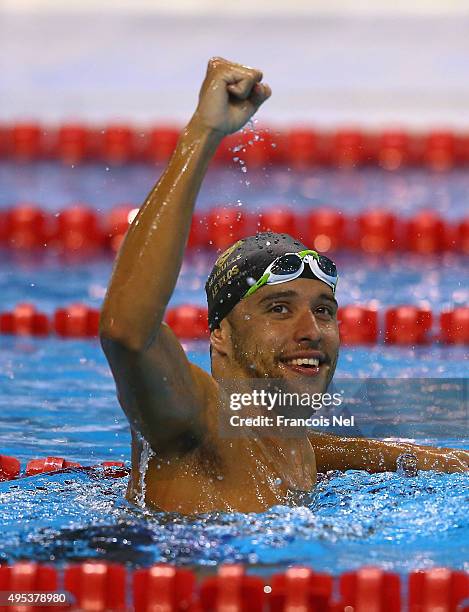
[292,309,322,343]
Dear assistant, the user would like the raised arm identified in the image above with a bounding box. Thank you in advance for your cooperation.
[99,58,271,454]
[309,432,469,474]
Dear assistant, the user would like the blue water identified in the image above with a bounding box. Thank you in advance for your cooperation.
[0,164,468,573]
[1,162,469,220]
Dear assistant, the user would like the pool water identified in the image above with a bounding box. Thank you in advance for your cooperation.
[0,163,468,573]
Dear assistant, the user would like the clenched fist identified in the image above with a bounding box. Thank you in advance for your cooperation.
[191,57,271,136]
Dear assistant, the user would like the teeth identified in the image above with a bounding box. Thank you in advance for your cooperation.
[286,358,319,367]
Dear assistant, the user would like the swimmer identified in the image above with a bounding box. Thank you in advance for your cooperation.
[100,58,468,514]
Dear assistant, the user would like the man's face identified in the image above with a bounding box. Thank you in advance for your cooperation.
[221,278,340,393]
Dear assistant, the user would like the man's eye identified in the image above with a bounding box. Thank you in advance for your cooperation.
[316,306,334,317]
[270,304,289,314]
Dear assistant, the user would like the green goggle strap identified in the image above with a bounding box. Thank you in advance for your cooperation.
[244,272,270,299]
[243,250,320,299]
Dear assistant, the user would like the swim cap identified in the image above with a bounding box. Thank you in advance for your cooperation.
[205,232,333,331]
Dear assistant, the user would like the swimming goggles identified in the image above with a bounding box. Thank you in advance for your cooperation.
[243,249,338,299]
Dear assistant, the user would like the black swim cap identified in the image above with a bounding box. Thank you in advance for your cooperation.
[206,232,314,332]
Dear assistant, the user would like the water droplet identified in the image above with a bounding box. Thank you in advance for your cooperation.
[396,453,418,477]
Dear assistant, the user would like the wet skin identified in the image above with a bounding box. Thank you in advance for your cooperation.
[126,278,339,513]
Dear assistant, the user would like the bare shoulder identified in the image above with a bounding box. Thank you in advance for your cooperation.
[102,321,220,457]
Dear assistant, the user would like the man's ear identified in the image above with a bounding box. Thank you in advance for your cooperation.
[210,320,231,357]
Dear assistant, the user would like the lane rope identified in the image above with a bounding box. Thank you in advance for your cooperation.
[0,302,467,344]
[0,560,466,610]
[0,455,127,481]
[2,122,469,170]
[0,205,468,254]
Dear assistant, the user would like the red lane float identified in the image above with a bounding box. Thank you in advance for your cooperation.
[405,211,451,254]
[385,306,433,345]
[3,205,52,249]
[54,206,104,252]
[25,456,82,476]
[0,303,50,336]
[236,128,281,168]
[133,565,196,612]
[408,567,469,612]
[458,217,469,254]
[165,305,209,340]
[332,129,367,168]
[101,124,136,165]
[0,455,21,481]
[284,129,320,168]
[54,304,100,338]
[339,567,401,612]
[440,308,469,344]
[65,562,127,611]
[356,210,398,253]
[268,566,333,611]
[257,209,296,236]
[100,461,128,477]
[188,212,209,250]
[299,208,345,253]
[8,123,44,161]
[200,564,265,612]
[338,306,378,345]
[0,303,467,344]
[206,207,254,250]
[377,130,412,170]
[424,130,457,171]
[0,204,466,254]
[0,562,59,605]
[55,124,93,164]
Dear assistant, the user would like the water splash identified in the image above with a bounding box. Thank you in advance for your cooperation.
[230,118,266,188]
[136,437,155,509]
[1,469,468,571]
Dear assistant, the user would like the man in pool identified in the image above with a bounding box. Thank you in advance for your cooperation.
[100,58,468,514]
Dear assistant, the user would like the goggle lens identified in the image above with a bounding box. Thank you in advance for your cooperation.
[317,255,337,277]
[270,254,303,275]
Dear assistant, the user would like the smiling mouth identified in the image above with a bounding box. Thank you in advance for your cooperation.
[279,357,324,377]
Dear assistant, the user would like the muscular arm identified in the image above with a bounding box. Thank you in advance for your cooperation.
[99,58,271,454]
[309,432,469,474]
[100,122,221,353]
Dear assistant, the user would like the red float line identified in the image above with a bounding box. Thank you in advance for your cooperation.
[3,122,469,170]
[0,303,467,344]
[0,455,127,482]
[0,204,468,254]
[0,561,467,611]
